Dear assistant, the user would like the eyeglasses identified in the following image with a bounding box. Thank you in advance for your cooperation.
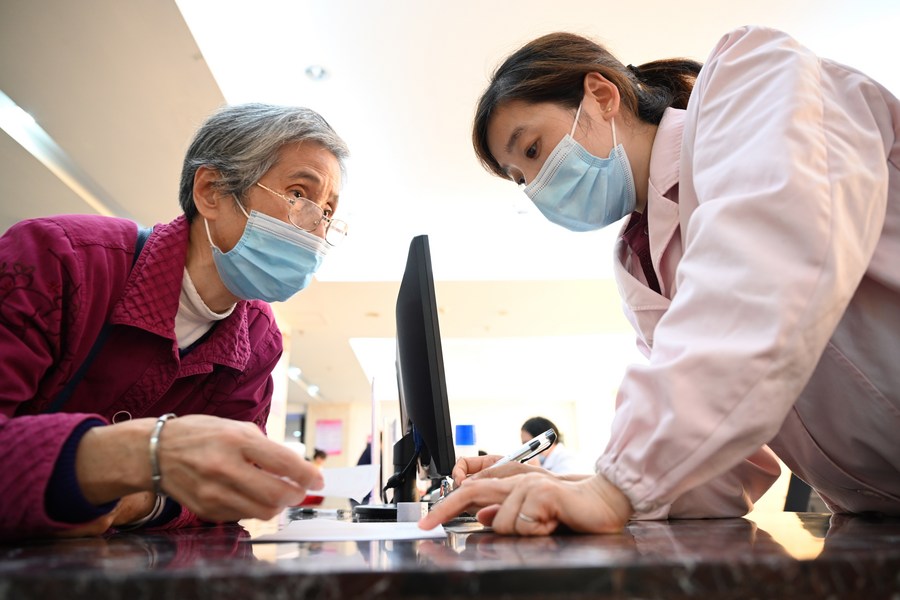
[255,182,348,246]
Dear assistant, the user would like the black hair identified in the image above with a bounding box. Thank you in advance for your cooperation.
[521,416,562,444]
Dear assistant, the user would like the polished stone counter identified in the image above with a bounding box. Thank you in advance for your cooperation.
[1,511,898,599]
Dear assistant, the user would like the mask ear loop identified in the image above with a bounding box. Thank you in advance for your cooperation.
[570,102,584,138]
[204,195,252,251]
[203,218,222,252]
[572,101,618,147]
[233,194,251,219]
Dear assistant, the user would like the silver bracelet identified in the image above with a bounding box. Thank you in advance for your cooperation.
[149,413,177,496]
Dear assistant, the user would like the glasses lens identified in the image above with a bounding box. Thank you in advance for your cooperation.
[289,197,325,231]
[325,219,348,246]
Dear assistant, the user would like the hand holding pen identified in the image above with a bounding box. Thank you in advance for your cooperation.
[489,428,557,469]
[442,428,558,497]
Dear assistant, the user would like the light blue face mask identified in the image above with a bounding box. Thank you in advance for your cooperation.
[523,102,636,232]
[204,201,329,302]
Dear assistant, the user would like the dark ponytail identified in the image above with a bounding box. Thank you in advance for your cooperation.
[626,59,702,124]
[473,33,702,179]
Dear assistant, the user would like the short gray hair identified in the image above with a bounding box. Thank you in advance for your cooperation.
[178,103,350,220]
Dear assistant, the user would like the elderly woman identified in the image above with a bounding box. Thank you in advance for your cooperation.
[0,103,349,539]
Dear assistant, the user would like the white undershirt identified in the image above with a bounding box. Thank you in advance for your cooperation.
[174,268,235,349]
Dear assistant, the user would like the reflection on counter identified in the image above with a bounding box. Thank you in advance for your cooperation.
[747,511,826,560]
[1,511,898,599]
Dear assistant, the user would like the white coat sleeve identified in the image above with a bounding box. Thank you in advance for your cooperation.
[596,26,891,517]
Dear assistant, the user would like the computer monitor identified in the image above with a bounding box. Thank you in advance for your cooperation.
[387,234,456,503]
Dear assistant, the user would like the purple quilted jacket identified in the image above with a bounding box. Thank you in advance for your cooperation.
[0,214,283,537]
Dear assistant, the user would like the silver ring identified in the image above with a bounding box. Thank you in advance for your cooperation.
[517,512,536,523]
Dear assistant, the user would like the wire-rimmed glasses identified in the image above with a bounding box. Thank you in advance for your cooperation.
[255,182,348,246]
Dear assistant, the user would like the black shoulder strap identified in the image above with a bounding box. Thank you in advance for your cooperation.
[133,226,152,261]
[47,225,153,413]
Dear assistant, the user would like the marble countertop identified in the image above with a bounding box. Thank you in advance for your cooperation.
[1,511,898,599]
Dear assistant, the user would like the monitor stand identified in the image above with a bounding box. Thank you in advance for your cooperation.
[352,433,418,522]
[352,504,399,522]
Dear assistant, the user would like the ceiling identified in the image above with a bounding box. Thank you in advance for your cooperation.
[2,0,898,413]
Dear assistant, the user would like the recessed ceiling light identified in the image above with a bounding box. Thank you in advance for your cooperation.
[304,65,329,81]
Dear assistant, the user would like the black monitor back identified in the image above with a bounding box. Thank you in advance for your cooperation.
[395,235,455,480]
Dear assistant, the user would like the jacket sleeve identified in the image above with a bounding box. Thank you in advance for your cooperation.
[597,26,891,517]
[657,446,781,519]
[0,219,125,538]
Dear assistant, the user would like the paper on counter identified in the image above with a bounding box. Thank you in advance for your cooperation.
[313,464,380,502]
[252,518,446,543]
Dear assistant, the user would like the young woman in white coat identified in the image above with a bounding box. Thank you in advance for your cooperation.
[422,25,900,535]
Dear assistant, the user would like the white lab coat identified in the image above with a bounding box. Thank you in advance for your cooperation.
[596,26,900,518]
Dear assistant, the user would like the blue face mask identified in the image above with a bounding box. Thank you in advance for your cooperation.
[204,202,329,302]
[523,103,636,232]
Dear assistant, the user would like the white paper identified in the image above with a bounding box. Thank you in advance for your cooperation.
[313,464,380,502]
[252,518,446,542]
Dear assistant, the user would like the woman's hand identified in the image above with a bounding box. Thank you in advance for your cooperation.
[451,455,546,487]
[75,414,324,525]
[452,455,501,485]
[154,415,323,522]
[420,472,633,536]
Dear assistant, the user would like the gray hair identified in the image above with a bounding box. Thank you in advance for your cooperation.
[178,103,350,221]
